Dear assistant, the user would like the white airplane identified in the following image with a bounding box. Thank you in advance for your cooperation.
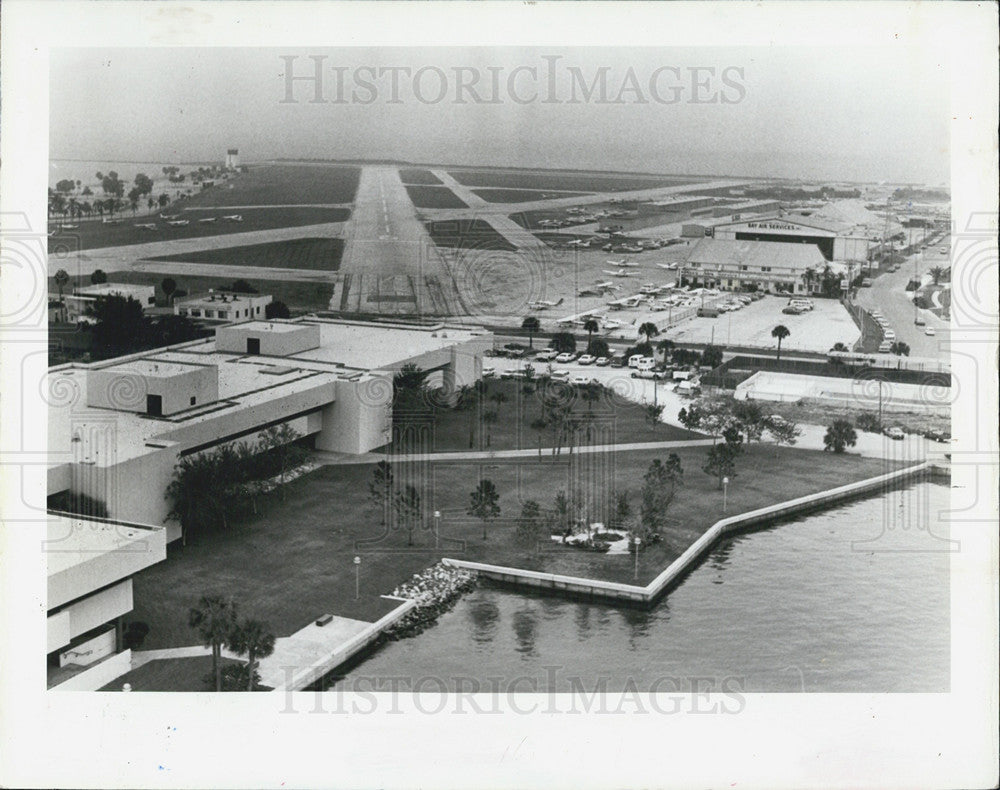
[527,298,564,310]
[606,258,640,268]
[656,262,678,270]
[566,239,589,247]
[198,217,218,223]
[603,268,633,278]
[159,213,180,220]
[135,223,157,230]
[166,219,190,227]
[58,224,79,230]
[222,214,244,222]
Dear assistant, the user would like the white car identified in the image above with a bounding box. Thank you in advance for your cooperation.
[549,369,570,380]
[482,367,496,378]
[571,374,596,386]
[555,352,576,363]
[595,357,610,367]
[883,330,896,340]
[577,354,597,365]
[925,327,936,336]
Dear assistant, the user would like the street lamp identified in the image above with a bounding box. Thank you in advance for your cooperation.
[353,556,361,600]
[634,536,642,580]
[433,510,441,549]
[723,476,729,513]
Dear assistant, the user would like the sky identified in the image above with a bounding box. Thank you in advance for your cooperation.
[49,46,950,184]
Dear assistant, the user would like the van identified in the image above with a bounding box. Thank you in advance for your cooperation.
[672,369,693,381]
[697,307,720,318]
[861,278,873,288]
[636,357,656,371]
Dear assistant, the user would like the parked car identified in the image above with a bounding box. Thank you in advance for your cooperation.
[630,369,664,380]
[883,330,896,340]
[578,354,597,365]
[482,366,496,378]
[571,374,597,386]
[628,354,645,368]
[555,352,576,363]
[535,349,558,362]
[782,306,803,315]
[549,369,570,380]
[878,340,893,353]
[595,356,610,367]
[884,426,905,441]
[914,316,926,326]
[925,327,936,336]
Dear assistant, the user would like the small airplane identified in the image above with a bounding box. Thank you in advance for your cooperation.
[198,217,218,223]
[566,239,589,247]
[135,223,157,230]
[159,213,180,220]
[607,258,640,268]
[59,224,79,230]
[527,298,564,310]
[102,218,122,225]
[166,219,190,227]
[222,214,243,222]
[602,318,624,329]
[656,262,678,270]
[578,281,621,297]
[620,244,643,253]
[603,268,633,278]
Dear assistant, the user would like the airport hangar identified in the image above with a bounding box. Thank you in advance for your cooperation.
[47,317,493,542]
[710,214,872,262]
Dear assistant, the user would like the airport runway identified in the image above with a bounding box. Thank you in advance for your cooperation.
[333,165,464,316]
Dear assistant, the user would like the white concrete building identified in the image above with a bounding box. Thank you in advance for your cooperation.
[174,291,272,323]
[47,318,492,541]
[682,238,851,295]
[63,283,157,323]
[46,512,166,689]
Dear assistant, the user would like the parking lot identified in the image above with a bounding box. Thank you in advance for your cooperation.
[662,294,860,353]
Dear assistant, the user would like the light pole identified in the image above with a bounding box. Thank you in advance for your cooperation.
[633,536,642,580]
[723,476,729,513]
[433,510,441,549]
[353,556,361,600]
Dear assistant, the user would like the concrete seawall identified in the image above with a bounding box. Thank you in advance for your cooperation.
[445,460,943,607]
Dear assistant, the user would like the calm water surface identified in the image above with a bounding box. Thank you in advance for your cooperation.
[343,482,951,692]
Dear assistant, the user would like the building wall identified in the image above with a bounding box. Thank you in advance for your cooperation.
[215,322,321,356]
[48,579,133,653]
[86,365,219,416]
[315,373,393,454]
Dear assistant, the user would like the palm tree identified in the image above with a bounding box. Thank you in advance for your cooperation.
[53,269,70,321]
[521,316,540,349]
[161,277,177,307]
[657,338,675,365]
[227,618,276,691]
[482,410,498,447]
[930,266,945,285]
[638,322,660,345]
[771,324,790,361]
[583,318,600,352]
[530,416,548,460]
[189,596,238,692]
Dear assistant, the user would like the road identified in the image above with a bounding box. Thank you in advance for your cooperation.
[854,237,951,359]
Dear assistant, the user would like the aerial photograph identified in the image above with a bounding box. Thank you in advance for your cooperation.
[44,43,956,700]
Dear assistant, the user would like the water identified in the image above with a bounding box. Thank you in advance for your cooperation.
[342,481,951,692]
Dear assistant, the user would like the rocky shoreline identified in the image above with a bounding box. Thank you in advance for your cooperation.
[382,564,478,640]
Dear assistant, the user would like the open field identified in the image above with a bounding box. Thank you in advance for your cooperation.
[425,218,518,251]
[180,163,360,207]
[471,188,592,204]
[404,185,469,209]
[388,378,703,453]
[127,443,901,650]
[96,271,335,313]
[148,237,345,272]
[399,168,443,185]
[448,168,703,192]
[48,206,349,252]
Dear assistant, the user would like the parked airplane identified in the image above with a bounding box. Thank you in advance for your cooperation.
[566,238,590,248]
[222,214,243,222]
[135,223,157,230]
[198,217,218,223]
[601,318,625,329]
[159,214,180,220]
[578,281,620,297]
[58,224,79,230]
[603,269,634,278]
[656,262,678,270]
[166,219,190,227]
[606,258,640,268]
[527,298,564,310]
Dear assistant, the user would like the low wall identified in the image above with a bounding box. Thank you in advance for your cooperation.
[445,460,933,607]
[51,649,133,691]
[273,597,417,692]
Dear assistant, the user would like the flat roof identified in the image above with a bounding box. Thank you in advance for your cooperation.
[177,293,269,308]
[45,512,163,578]
[221,319,307,334]
[687,238,828,270]
[101,358,205,379]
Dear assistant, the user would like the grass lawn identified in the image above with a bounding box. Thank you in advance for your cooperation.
[129,442,904,651]
[47,206,349,253]
[97,271,335,313]
[98,656,243,692]
[470,188,592,203]
[180,164,360,207]
[388,378,703,453]
[147,237,345,272]
[399,168,443,185]
[448,168,702,192]
[404,185,469,209]
[424,218,517,252]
